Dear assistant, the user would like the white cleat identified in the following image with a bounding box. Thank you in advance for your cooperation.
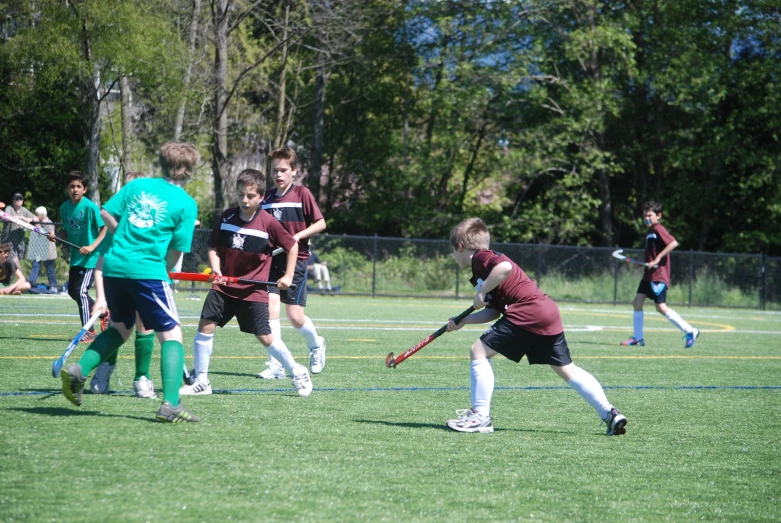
[133,376,157,399]
[89,362,115,394]
[179,379,213,396]
[256,360,286,379]
[292,365,313,397]
[309,336,326,374]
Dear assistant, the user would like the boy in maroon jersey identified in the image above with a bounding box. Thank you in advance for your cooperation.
[445,218,627,435]
[180,169,313,397]
[620,201,700,349]
[255,147,327,380]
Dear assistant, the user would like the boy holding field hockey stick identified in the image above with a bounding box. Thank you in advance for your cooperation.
[179,168,313,397]
[256,147,327,380]
[445,218,627,435]
[620,201,700,348]
[60,142,202,422]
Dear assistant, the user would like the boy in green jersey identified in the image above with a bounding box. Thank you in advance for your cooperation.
[54,172,107,342]
[60,143,202,423]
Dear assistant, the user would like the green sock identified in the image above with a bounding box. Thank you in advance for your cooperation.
[160,340,184,406]
[134,332,155,380]
[77,327,125,377]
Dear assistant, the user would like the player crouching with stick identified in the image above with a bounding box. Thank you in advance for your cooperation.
[179,169,313,397]
[444,218,627,435]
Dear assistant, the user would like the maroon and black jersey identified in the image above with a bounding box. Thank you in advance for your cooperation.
[470,250,563,335]
[208,208,297,302]
[261,185,324,261]
[643,223,675,286]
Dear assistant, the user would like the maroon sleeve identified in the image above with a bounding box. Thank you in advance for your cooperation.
[656,224,676,246]
[300,187,324,225]
[267,216,297,252]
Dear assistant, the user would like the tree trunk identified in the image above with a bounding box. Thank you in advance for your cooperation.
[174,0,201,141]
[310,48,326,200]
[212,0,229,211]
[273,3,289,149]
[119,76,133,177]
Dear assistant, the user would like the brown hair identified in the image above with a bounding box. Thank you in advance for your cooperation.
[236,169,265,194]
[124,171,149,183]
[0,242,12,253]
[450,217,490,251]
[269,147,298,171]
[642,201,663,215]
[159,142,200,180]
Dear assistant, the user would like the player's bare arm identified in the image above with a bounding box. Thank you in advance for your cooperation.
[446,308,500,332]
[649,240,679,267]
[207,249,222,277]
[292,218,326,241]
[100,209,119,234]
[473,261,512,310]
[166,248,183,272]
[277,242,299,290]
[80,225,107,255]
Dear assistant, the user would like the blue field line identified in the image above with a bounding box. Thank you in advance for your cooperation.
[2,384,780,398]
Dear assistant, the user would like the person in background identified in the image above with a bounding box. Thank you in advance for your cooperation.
[307,249,332,293]
[0,242,32,295]
[2,193,35,262]
[27,206,59,290]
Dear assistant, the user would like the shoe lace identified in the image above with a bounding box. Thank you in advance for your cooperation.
[454,409,472,420]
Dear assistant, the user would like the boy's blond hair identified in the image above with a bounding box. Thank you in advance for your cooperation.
[124,171,149,183]
[159,142,200,180]
[450,217,490,251]
[269,147,298,170]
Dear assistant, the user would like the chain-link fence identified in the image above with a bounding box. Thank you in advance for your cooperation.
[6,223,780,310]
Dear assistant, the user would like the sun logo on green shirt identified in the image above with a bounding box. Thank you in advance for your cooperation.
[128,192,168,229]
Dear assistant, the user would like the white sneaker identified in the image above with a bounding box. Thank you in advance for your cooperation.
[256,360,286,379]
[446,409,494,433]
[89,362,115,394]
[133,376,157,399]
[179,379,212,395]
[292,365,313,397]
[309,336,326,374]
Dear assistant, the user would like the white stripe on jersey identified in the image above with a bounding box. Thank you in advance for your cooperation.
[220,223,270,239]
[262,202,303,209]
[646,233,658,239]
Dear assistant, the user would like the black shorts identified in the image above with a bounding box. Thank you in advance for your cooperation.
[200,289,271,336]
[637,280,667,304]
[268,258,309,306]
[480,317,572,366]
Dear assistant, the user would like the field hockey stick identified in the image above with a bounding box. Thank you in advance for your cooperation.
[385,306,475,369]
[0,210,81,250]
[51,310,104,378]
[612,249,658,269]
[168,272,297,290]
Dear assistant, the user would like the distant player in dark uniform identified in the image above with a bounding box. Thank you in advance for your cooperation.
[620,201,700,349]
[255,147,327,381]
[180,168,313,397]
[444,217,627,435]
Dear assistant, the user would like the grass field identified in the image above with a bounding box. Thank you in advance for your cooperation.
[1,293,780,521]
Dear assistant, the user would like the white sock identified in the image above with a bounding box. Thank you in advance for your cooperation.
[295,317,320,349]
[267,339,298,373]
[267,319,282,365]
[567,366,612,420]
[665,308,693,334]
[633,311,644,340]
[193,331,215,382]
[470,359,494,417]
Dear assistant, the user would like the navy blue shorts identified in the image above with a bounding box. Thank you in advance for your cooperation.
[637,280,667,304]
[480,317,572,366]
[104,277,180,332]
[268,258,309,306]
[200,289,271,336]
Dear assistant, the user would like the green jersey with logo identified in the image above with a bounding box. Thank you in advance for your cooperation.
[102,178,198,281]
[59,197,105,269]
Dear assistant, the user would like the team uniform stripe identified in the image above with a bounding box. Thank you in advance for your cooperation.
[219,223,269,239]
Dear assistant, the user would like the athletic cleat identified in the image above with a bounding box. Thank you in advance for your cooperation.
[183,368,196,386]
[292,365,313,397]
[133,376,157,399]
[89,362,115,394]
[309,336,326,374]
[604,407,627,436]
[684,328,700,349]
[179,379,212,395]
[620,336,645,347]
[446,409,494,433]
[99,310,111,332]
[60,364,86,406]
[80,330,97,344]
[155,401,200,423]
[256,360,286,379]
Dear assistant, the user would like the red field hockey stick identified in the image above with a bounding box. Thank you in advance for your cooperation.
[385,306,475,369]
[168,272,296,290]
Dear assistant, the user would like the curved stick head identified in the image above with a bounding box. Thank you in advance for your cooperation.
[385,352,396,368]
